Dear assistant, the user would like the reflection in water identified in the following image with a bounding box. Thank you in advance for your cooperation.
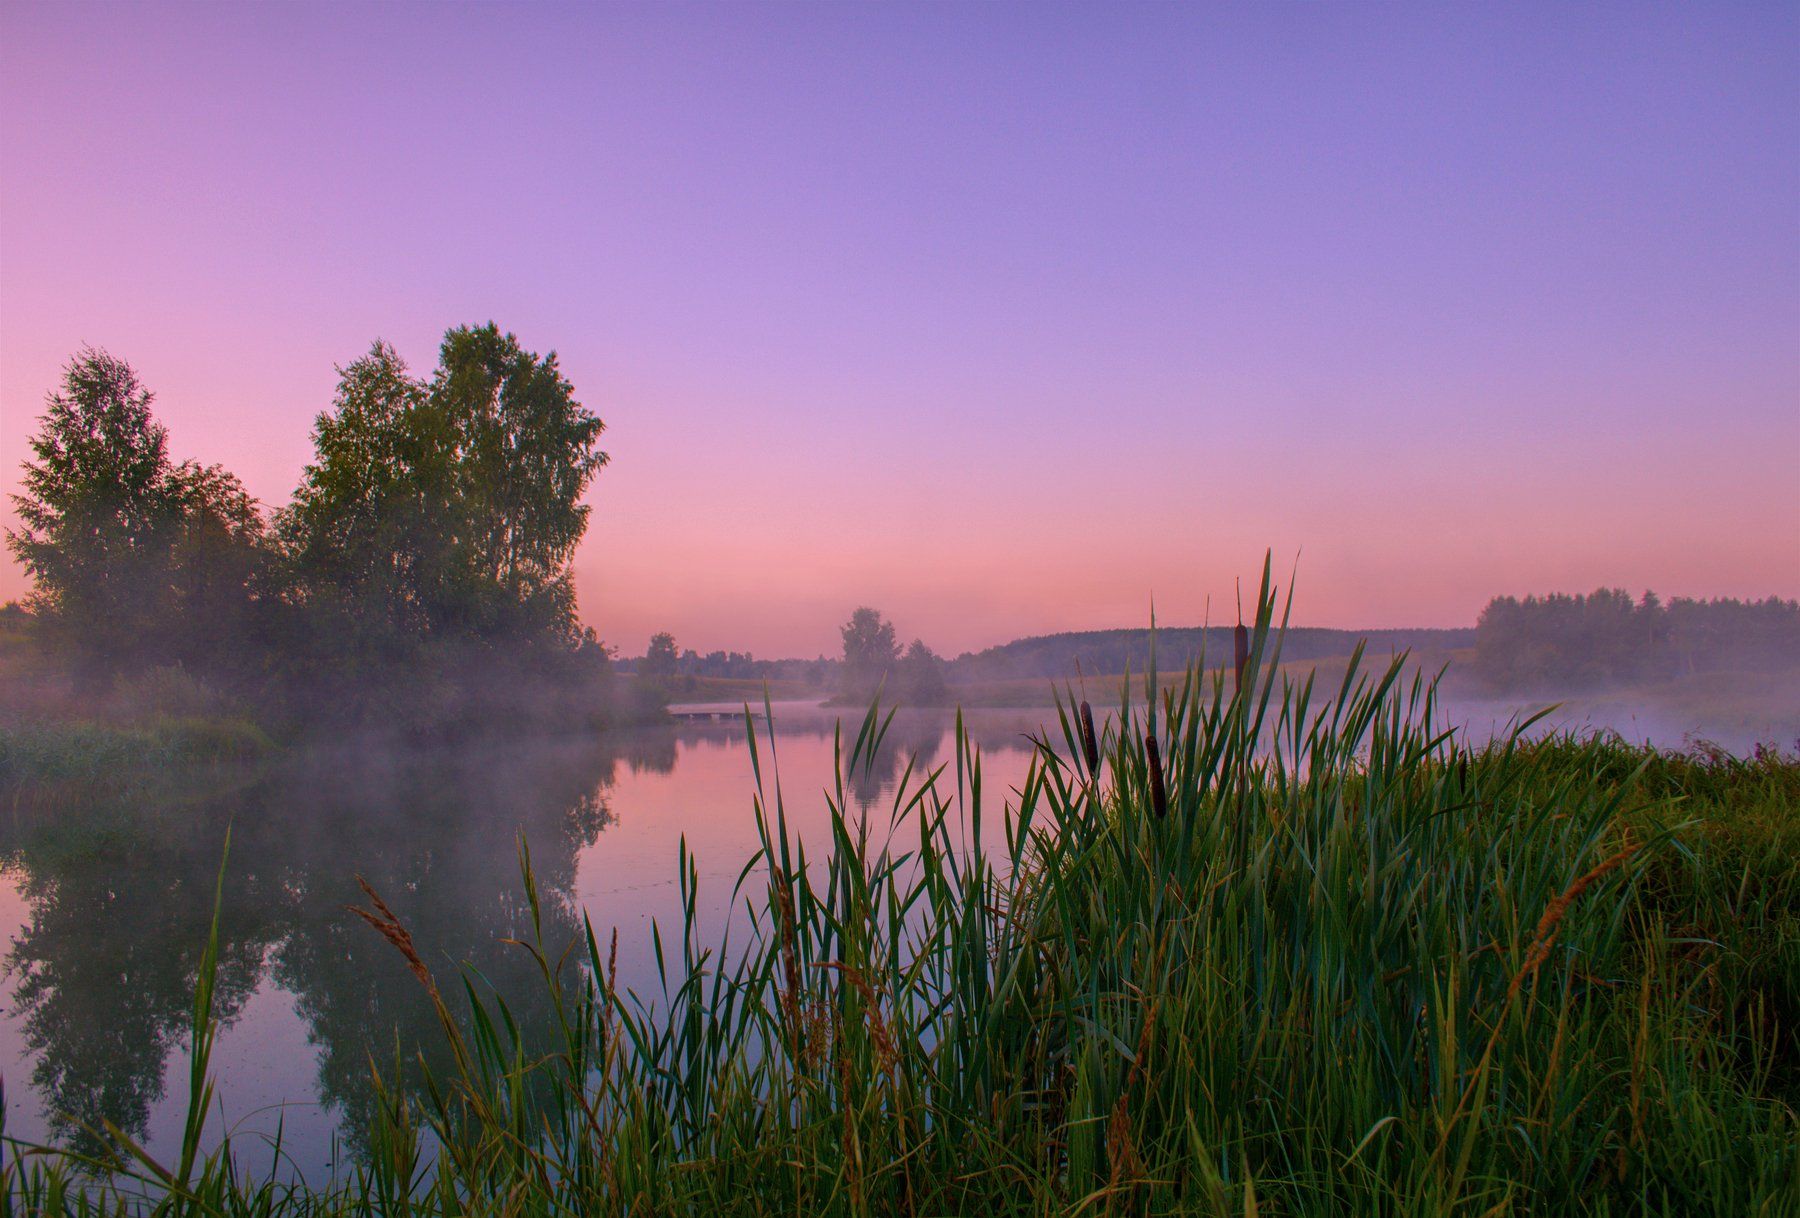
[1,733,654,1154]
[4,796,275,1155]
[0,709,1049,1169]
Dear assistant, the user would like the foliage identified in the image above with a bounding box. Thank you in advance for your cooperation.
[4,349,268,679]
[7,573,1795,1214]
[839,605,899,699]
[277,340,448,639]
[640,631,680,683]
[1476,587,1800,691]
[617,644,836,688]
[897,638,948,704]
[431,323,607,636]
[0,717,272,792]
[7,335,627,727]
[279,326,608,645]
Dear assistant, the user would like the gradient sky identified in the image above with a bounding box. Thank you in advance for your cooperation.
[2,2,1796,658]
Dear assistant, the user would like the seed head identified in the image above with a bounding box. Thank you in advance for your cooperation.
[1079,701,1101,777]
[1145,733,1168,818]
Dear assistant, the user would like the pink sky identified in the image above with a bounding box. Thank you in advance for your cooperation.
[3,4,1796,658]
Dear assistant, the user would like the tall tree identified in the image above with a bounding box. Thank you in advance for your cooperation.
[6,349,186,671]
[279,341,451,637]
[282,326,608,643]
[640,632,679,683]
[431,324,608,636]
[165,461,274,673]
[840,607,900,700]
[898,638,948,705]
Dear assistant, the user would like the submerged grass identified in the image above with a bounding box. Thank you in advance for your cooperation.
[4,566,1796,1215]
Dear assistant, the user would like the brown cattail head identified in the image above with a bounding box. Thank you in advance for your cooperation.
[1234,623,1250,691]
[1145,733,1168,818]
[770,867,808,1062]
[1079,701,1101,777]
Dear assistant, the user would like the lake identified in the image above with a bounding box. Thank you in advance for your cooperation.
[0,704,1056,1181]
[2,685,1787,1184]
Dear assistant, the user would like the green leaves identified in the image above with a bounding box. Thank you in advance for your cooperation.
[282,324,609,643]
[6,348,269,676]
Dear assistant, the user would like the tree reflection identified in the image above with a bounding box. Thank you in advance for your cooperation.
[255,736,615,1144]
[0,711,1045,1161]
[0,730,625,1156]
[0,794,276,1156]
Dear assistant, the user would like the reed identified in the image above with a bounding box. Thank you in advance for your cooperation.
[5,561,1795,1214]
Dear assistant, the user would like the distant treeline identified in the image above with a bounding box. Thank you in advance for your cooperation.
[1474,589,1800,691]
[615,610,949,706]
[614,649,835,685]
[6,334,637,734]
[947,625,1476,683]
[612,622,1476,696]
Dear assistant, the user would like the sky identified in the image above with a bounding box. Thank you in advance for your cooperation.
[2,2,1796,658]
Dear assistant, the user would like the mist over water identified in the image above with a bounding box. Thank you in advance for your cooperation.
[0,707,1049,1179]
[2,664,1793,1179]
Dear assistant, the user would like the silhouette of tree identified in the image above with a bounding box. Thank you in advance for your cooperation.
[7,349,273,682]
[7,350,185,676]
[641,632,679,683]
[280,325,607,645]
[1474,588,1800,690]
[839,607,900,700]
[898,639,948,705]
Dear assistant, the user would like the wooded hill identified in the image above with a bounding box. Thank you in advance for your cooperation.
[947,625,1475,682]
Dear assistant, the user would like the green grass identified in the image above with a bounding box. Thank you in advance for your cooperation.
[4,569,1795,1214]
[0,717,273,796]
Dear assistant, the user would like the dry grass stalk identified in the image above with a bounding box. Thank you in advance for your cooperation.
[348,876,443,1008]
[770,867,809,1064]
[816,961,899,1083]
[1506,841,1641,1003]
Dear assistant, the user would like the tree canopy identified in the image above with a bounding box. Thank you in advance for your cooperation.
[6,349,268,675]
[8,329,613,714]
[640,632,680,683]
[840,607,900,700]
[1475,588,1800,690]
[281,326,608,643]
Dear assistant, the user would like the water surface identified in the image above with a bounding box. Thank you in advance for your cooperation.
[0,705,1051,1180]
[4,687,1785,1181]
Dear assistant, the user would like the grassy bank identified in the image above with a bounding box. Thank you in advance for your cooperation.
[5,586,1795,1214]
[0,717,274,798]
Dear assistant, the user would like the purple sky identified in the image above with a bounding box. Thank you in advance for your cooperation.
[3,2,1796,657]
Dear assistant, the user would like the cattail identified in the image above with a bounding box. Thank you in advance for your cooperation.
[1234,623,1250,692]
[771,867,806,1061]
[1145,733,1168,818]
[1079,700,1101,777]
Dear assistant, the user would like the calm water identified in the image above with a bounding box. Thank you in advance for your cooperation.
[4,690,1786,1182]
[0,705,1053,1180]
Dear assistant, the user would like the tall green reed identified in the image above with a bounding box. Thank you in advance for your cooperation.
[6,558,1795,1214]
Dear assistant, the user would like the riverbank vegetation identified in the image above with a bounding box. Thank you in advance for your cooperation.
[5,580,1794,1214]
[3,336,661,775]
